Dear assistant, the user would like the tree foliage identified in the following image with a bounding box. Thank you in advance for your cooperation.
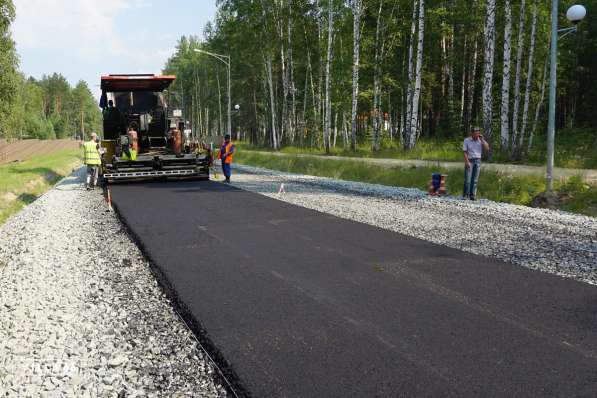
[162,0,595,154]
[0,1,101,140]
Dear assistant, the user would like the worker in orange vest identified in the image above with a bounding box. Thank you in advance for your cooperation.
[218,134,235,183]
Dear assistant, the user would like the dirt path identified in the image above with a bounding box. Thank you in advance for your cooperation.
[248,151,597,184]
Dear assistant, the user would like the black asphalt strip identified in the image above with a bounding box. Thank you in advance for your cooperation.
[110,180,597,398]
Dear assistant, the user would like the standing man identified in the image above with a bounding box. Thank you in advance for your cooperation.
[218,134,235,183]
[83,132,101,190]
[463,127,490,200]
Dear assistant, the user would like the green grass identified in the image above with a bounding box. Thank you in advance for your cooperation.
[0,149,81,224]
[235,151,597,217]
[239,128,597,169]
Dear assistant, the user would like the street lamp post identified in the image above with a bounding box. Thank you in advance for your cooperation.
[546,2,586,191]
[194,48,232,137]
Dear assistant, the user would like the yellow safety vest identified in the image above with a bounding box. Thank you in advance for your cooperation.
[121,149,137,161]
[83,141,101,165]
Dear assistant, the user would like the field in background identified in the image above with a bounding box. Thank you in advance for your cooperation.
[0,139,80,165]
[0,143,81,225]
[235,151,597,218]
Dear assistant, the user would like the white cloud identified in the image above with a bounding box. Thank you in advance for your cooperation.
[12,0,149,58]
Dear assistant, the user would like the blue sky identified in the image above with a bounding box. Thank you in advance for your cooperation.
[12,0,217,97]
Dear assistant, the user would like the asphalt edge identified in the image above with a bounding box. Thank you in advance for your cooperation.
[110,197,252,398]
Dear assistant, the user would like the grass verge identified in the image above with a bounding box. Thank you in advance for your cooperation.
[0,149,81,225]
[239,128,597,169]
[235,151,597,218]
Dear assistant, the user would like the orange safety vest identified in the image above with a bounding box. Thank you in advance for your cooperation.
[219,142,235,164]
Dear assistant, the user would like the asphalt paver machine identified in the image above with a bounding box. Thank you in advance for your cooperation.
[99,74,211,182]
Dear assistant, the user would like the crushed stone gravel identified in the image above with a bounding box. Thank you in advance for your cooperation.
[0,169,227,397]
[229,164,597,286]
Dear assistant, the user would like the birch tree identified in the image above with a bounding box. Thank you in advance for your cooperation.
[528,62,547,153]
[499,0,512,150]
[323,0,334,153]
[482,0,496,142]
[403,0,418,144]
[372,0,384,151]
[516,6,537,157]
[407,0,425,150]
[350,0,362,151]
[511,0,526,150]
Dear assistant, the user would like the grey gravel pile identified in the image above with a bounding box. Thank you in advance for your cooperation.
[0,169,227,397]
[230,164,597,285]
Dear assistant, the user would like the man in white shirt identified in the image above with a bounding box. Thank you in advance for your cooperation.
[463,127,490,200]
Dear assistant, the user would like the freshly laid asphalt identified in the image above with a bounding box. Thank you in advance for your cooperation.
[110,181,597,397]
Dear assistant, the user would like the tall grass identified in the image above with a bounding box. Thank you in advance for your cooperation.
[235,151,597,217]
[0,149,81,224]
[240,128,597,169]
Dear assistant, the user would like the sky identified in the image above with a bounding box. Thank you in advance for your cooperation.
[11,0,217,98]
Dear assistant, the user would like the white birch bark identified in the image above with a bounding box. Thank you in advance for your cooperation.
[482,0,497,142]
[350,0,362,151]
[324,0,333,153]
[404,0,418,143]
[517,7,537,154]
[500,0,512,150]
[466,38,479,134]
[460,35,467,130]
[511,0,526,149]
[265,55,278,149]
[216,72,223,136]
[372,0,383,151]
[408,0,425,149]
[528,62,547,152]
[333,112,338,147]
[288,6,297,144]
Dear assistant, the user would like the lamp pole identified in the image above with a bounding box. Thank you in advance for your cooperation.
[194,49,231,137]
[546,3,586,191]
[546,0,559,192]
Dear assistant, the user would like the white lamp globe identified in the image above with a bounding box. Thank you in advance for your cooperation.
[566,5,587,24]
[234,104,240,111]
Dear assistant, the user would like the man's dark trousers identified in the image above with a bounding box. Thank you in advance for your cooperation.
[222,163,231,181]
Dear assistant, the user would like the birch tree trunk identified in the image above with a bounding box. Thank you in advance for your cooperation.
[482,0,497,142]
[517,7,537,156]
[466,38,479,134]
[408,0,425,150]
[288,9,297,144]
[350,0,362,151]
[265,55,278,149]
[511,0,526,150]
[323,0,333,153]
[372,0,383,151]
[499,0,512,150]
[528,62,547,152]
[404,0,418,144]
[460,35,467,130]
[333,112,338,147]
[216,72,223,136]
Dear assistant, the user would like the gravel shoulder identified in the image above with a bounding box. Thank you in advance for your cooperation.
[0,168,227,397]
[229,164,597,285]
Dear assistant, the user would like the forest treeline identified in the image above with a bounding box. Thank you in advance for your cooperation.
[164,0,597,159]
[0,0,100,140]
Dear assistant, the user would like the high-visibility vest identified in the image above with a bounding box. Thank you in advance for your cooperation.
[121,148,137,161]
[218,142,235,164]
[83,141,101,165]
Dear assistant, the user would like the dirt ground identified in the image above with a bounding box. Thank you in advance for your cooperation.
[0,139,80,165]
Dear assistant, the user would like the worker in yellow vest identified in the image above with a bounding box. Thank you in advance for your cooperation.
[121,125,138,161]
[82,132,101,190]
